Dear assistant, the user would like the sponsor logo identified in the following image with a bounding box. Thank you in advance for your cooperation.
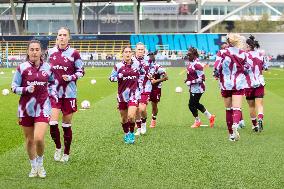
[123,75,137,80]
[101,14,122,24]
[53,65,68,71]
[27,81,46,86]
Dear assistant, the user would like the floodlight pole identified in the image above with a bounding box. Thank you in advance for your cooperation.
[70,0,79,34]
[19,2,26,34]
[98,2,111,35]
[10,0,20,35]
[78,1,83,34]
[6,42,9,68]
[197,0,201,33]
[133,0,139,34]
[0,24,2,66]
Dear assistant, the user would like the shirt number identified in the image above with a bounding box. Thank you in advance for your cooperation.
[70,99,76,109]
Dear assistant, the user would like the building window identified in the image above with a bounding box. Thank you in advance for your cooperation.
[204,6,212,15]
[255,6,263,15]
[220,6,225,15]
[227,6,237,14]
[213,6,219,15]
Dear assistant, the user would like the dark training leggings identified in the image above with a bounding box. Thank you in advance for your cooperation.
[188,92,206,117]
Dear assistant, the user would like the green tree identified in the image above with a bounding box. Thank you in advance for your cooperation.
[233,14,278,32]
[275,12,284,32]
[211,23,228,33]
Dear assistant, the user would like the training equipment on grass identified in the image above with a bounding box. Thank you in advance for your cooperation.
[200,124,209,127]
[12,70,15,74]
[81,100,90,109]
[0,71,4,75]
[175,86,183,93]
[2,89,10,96]
[91,79,97,85]
[280,65,284,69]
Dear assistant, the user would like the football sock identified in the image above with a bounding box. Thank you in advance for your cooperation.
[62,123,72,155]
[37,156,44,167]
[141,118,147,124]
[136,120,142,128]
[195,117,200,122]
[203,110,212,119]
[258,113,264,120]
[251,117,257,126]
[226,108,233,134]
[121,122,129,133]
[232,107,242,126]
[49,121,61,149]
[30,158,37,169]
[129,122,135,133]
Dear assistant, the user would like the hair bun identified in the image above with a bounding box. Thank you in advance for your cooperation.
[249,35,255,41]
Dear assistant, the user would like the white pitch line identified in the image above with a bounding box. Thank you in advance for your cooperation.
[179,69,186,75]
[200,124,208,127]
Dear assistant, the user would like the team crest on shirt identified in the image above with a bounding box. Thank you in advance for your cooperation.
[42,71,47,77]
[63,56,68,62]
[28,70,32,75]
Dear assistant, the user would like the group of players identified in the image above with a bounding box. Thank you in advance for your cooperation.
[10,29,266,178]
[185,33,267,142]
[11,29,169,178]
[109,43,168,144]
[213,33,267,141]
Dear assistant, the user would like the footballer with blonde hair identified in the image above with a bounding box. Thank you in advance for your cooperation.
[213,33,250,141]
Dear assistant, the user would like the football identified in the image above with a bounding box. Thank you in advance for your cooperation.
[2,89,10,96]
[91,79,97,85]
[81,100,90,109]
[175,87,183,93]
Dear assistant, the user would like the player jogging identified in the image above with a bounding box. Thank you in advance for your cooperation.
[47,27,84,162]
[214,33,250,141]
[11,40,57,178]
[185,47,215,128]
[245,35,268,132]
[147,52,168,128]
[109,46,144,144]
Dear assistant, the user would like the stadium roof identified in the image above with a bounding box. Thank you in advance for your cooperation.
[0,0,168,3]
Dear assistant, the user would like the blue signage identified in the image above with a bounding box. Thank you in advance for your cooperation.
[130,34,221,54]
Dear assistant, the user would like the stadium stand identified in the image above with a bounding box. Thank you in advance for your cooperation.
[48,40,130,59]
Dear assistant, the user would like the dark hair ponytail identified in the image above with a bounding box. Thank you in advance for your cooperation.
[187,47,199,58]
[121,45,132,54]
[26,39,42,61]
[246,35,260,50]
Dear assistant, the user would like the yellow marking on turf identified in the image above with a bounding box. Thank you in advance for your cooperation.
[179,69,186,75]
[200,124,208,127]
